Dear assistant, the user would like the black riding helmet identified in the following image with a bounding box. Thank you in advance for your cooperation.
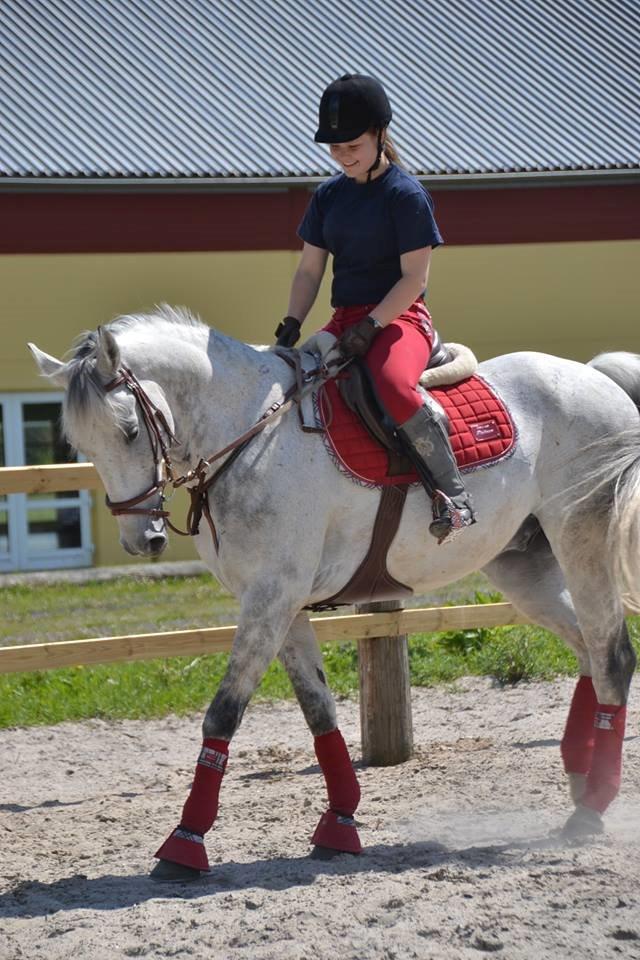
[314,74,392,144]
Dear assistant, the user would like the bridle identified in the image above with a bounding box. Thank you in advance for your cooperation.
[104,366,179,528]
[102,351,345,548]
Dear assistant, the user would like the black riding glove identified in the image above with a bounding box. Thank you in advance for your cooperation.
[275,316,301,348]
[338,316,381,358]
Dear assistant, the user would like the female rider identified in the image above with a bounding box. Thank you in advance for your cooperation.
[275,73,474,540]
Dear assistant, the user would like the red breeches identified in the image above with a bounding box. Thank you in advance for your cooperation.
[323,300,433,424]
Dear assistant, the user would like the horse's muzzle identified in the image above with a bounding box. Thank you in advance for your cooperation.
[119,528,168,557]
[145,530,168,556]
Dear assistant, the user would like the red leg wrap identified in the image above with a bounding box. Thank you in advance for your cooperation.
[581,705,626,814]
[312,729,362,854]
[155,738,229,871]
[180,738,229,834]
[560,676,597,774]
[314,729,361,816]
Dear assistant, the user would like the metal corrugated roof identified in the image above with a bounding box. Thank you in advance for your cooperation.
[1,0,639,183]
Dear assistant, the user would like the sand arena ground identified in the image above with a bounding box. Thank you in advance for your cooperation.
[1,677,639,960]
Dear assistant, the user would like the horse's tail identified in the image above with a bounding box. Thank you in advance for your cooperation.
[579,352,640,611]
[607,446,640,612]
[588,351,640,411]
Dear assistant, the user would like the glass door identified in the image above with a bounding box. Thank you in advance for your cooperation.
[0,394,93,571]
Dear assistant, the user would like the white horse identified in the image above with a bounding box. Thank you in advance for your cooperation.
[30,306,640,881]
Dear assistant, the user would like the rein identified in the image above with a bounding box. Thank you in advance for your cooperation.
[103,349,345,546]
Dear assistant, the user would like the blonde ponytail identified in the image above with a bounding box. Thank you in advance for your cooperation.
[383,133,403,166]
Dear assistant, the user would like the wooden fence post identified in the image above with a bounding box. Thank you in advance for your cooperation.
[357,598,413,766]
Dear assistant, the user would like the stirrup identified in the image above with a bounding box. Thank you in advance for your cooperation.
[429,491,474,544]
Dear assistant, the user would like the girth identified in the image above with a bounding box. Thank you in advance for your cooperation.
[306,483,413,611]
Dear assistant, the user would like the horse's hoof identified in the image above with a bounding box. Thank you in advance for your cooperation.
[560,805,604,841]
[150,858,204,883]
[310,844,353,860]
[311,810,362,855]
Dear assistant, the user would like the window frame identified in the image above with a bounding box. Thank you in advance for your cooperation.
[0,392,93,571]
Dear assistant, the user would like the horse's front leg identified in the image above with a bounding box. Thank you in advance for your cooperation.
[278,612,362,858]
[152,585,298,880]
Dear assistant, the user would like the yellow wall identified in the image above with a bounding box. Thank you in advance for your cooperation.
[428,240,640,361]
[2,240,639,565]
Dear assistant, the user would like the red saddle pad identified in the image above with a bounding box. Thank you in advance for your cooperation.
[318,374,516,487]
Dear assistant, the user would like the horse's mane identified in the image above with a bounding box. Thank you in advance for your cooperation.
[107,304,206,336]
[64,304,206,438]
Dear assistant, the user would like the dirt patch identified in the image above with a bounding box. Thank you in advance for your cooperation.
[1,677,639,959]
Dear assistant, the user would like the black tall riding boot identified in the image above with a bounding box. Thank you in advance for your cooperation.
[396,400,476,542]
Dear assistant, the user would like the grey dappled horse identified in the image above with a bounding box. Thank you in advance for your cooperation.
[30,307,639,880]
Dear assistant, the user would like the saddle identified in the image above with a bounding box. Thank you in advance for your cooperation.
[302,331,517,610]
[303,332,505,611]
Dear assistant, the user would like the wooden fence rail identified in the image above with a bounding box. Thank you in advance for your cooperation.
[0,463,100,495]
[0,602,530,675]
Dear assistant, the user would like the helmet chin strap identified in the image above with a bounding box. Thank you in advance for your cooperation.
[366,129,385,184]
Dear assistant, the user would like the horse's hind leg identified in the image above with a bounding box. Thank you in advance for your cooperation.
[278,612,362,857]
[483,528,598,807]
[484,524,590,669]
[486,516,636,835]
[543,513,636,836]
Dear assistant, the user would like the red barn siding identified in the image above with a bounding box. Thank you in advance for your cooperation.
[1,183,638,254]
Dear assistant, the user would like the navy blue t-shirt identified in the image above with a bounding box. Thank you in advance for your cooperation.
[298,163,443,307]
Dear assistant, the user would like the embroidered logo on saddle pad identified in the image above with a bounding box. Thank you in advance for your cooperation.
[318,375,516,487]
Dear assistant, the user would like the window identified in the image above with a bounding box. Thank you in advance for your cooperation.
[0,394,93,571]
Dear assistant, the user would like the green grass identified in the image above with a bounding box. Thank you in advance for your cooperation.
[1,575,639,728]
[1,574,240,646]
[0,644,363,728]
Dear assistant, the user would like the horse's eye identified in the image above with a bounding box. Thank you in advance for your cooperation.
[125,427,139,445]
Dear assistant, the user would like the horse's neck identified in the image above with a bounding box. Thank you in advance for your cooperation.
[203,332,288,437]
[128,327,288,468]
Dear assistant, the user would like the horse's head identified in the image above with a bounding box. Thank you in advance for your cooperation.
[29,327,176,558]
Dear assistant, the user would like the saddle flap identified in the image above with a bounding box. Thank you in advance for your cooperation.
[337,361,400,455]
[337,362,415,476]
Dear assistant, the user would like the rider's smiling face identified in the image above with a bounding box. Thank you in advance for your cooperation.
[329,131,386,182]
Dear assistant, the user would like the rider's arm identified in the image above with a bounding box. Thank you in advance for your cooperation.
[286,242,329,325]
[368,246,432,328]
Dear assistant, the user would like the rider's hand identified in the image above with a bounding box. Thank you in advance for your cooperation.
[275,316,301,348]
[338,316,381,358]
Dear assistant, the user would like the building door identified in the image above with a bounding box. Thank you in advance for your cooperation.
[0,394,93,572]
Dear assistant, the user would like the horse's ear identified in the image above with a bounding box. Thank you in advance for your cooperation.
[28,343,68,386]
[95,327,121,380]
